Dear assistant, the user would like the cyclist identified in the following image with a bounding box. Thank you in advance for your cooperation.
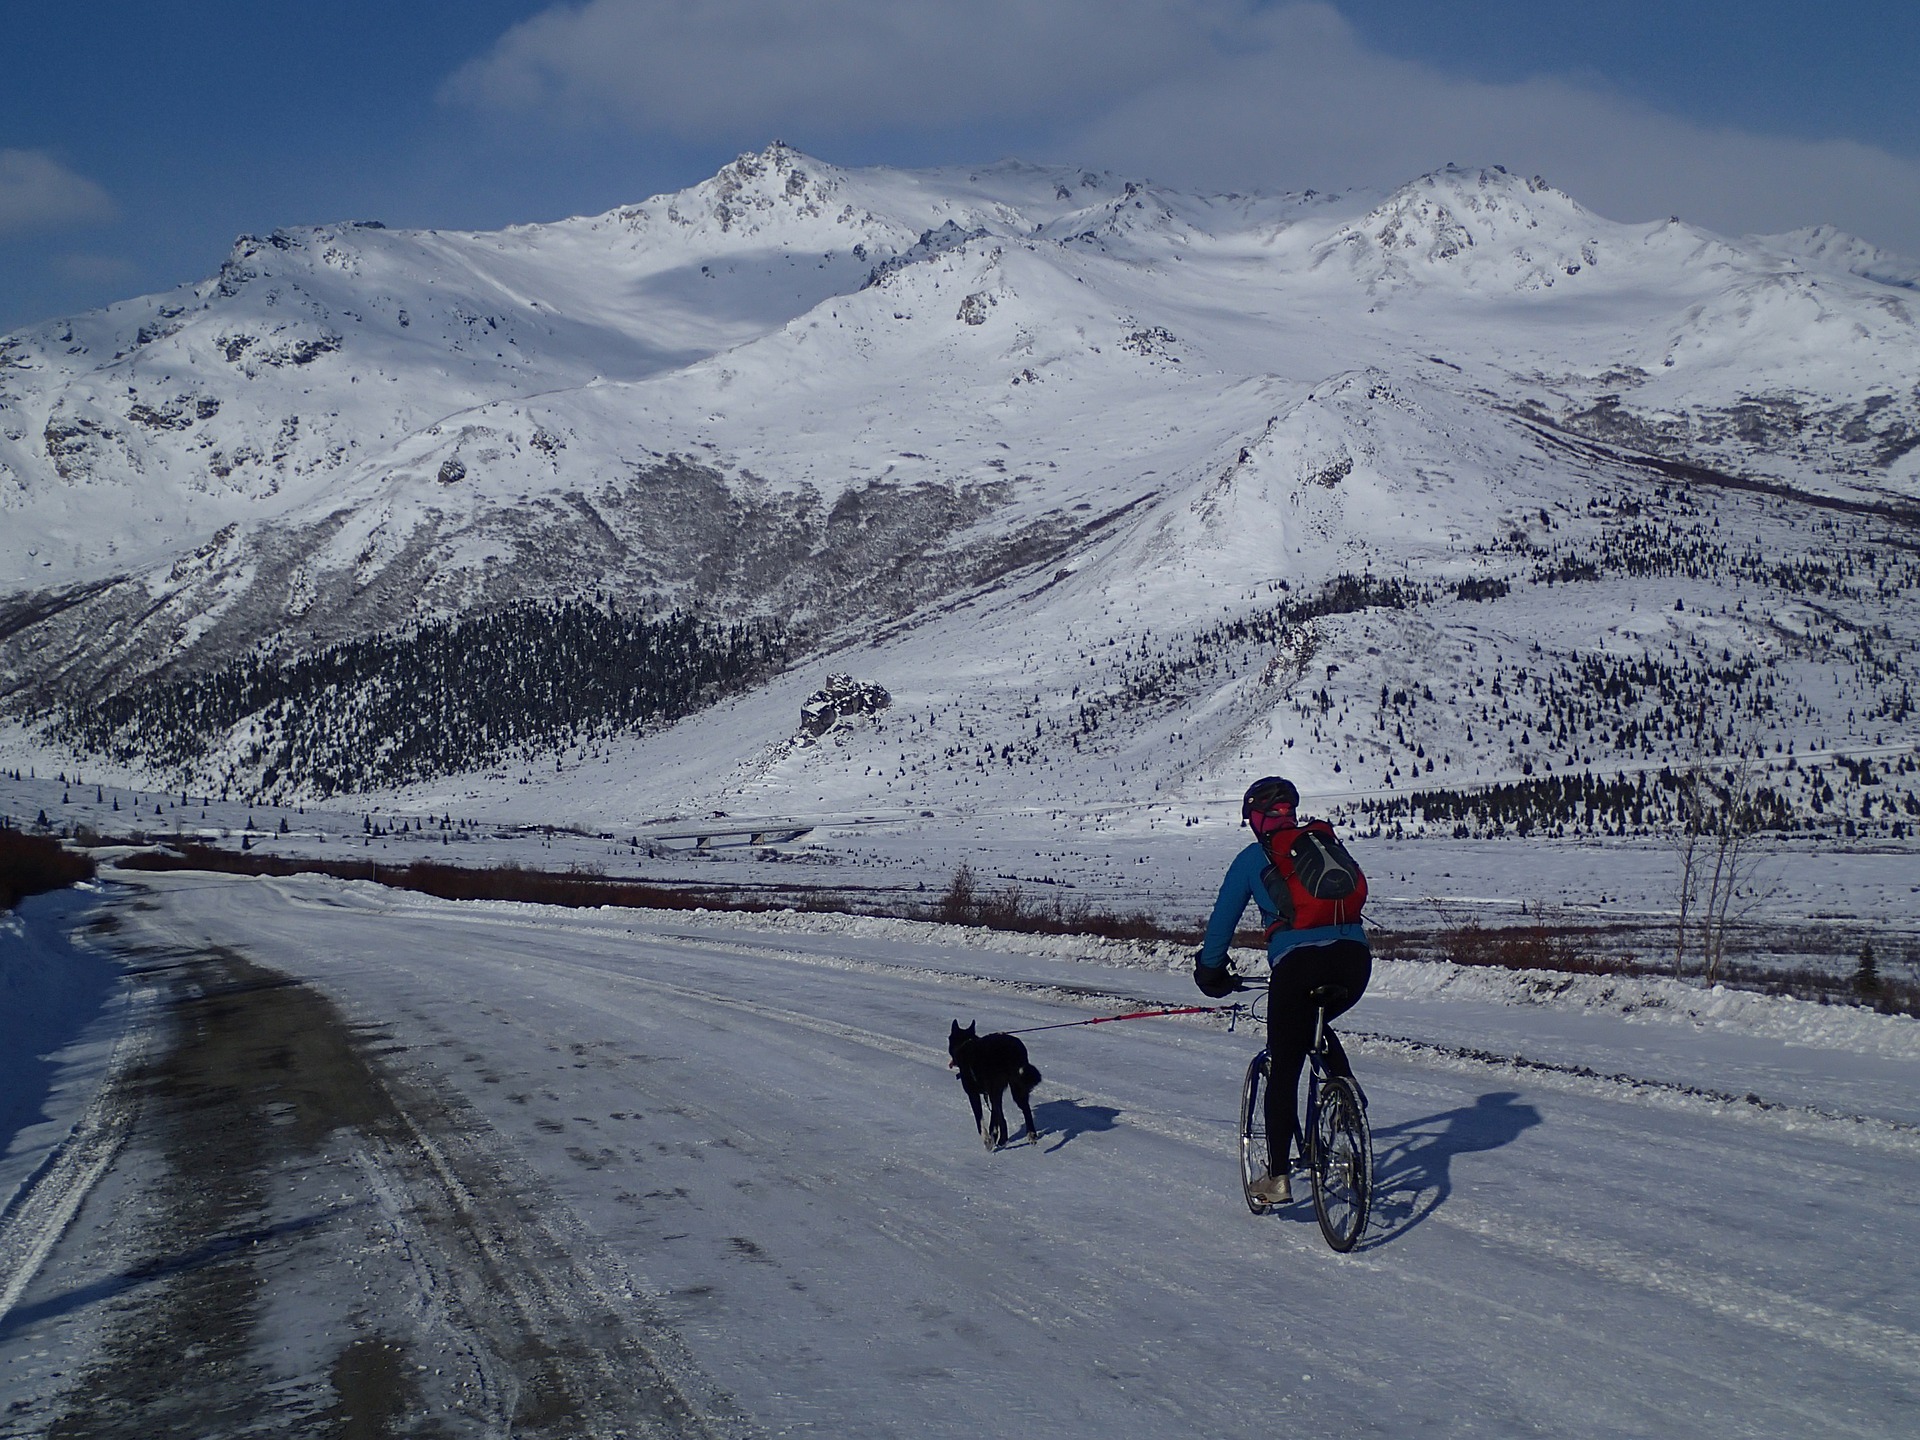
[1193,775,1371,1204]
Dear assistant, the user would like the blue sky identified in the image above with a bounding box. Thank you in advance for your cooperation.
[2,1,1916,331]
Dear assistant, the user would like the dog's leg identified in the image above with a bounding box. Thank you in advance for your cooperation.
[961,1078,985,1136]
[986,1091,1009,1150]
[1013,1085,1040,1145]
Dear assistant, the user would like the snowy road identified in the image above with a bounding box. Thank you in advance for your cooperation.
[4,871,1917,1437]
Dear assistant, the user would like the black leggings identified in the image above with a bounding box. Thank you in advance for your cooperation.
[1266,939,1371,1172]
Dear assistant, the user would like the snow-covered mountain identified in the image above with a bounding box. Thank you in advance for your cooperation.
[1755,224,1920,291]
[2,145,1916,831]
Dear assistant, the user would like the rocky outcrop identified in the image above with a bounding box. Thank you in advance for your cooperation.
[798,675,891,738]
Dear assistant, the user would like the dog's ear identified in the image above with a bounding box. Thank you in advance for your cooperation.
[950,1019,963,1037]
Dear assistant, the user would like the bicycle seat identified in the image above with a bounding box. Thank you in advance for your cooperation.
[1306,984,1349,1008]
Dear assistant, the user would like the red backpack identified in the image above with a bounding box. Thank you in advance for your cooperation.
[1258,820,1367,936]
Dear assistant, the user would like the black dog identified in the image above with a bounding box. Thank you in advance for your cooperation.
[948,1020,1042,1149]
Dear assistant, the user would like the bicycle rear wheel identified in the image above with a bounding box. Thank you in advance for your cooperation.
[1308,1074,1372,1251]
[1238,1050,1272,1213]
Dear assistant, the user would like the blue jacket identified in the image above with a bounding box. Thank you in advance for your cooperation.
[1199,841,1367,970]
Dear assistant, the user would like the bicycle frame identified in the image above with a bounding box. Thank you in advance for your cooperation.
[1236,985,1372,1251]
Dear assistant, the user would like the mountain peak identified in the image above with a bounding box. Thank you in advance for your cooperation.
[667,142,850,234]
[1312,163,1611,289]
[1754,224,1920,290]
[1367,164,1588,248]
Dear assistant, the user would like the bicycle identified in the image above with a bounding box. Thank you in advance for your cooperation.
[1236,982,1373,1252]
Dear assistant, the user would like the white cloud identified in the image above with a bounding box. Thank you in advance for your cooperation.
[1065,5,1920,254]
[445,0,1920,254]
[442,0,1233,136]
[0,150,117,239]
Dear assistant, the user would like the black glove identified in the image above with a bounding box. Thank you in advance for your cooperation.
[1193,958,1241,998]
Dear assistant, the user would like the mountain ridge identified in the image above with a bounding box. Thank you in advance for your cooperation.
[2,145,1916,831]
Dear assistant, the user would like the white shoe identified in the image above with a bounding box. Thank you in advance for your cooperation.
[1249,1170,1292,1205]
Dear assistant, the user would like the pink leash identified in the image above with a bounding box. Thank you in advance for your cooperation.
[1003,1001,1248,1035]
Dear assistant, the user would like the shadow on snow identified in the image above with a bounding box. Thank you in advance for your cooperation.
[1034,1098,1121,1153]
[1358,1090,1542,1248]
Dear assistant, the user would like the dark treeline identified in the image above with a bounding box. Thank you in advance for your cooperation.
[1360,767,1803,839]
[1065,571,1420,741]
[57,601,788,798]
[1535,497,1920,599]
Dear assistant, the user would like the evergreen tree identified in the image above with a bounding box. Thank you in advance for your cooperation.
[1855,941,1881,1000]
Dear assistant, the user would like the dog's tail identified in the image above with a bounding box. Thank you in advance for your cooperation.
[1019,1063,1042,1089]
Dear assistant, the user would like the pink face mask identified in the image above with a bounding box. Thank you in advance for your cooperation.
[1249,805,1296,841]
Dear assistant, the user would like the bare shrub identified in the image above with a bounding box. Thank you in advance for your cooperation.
[0,829,96,909]
[937,862,977,924]
[927,865,1174,943]
[118,845,754,915]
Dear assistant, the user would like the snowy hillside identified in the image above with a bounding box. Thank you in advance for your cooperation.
[1,145,1917,840]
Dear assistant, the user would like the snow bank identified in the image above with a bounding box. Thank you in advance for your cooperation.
[1369,958,1920,1061]
[0,887,125,1218]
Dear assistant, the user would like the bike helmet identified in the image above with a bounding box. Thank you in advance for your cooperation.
[1241,775,1299,820]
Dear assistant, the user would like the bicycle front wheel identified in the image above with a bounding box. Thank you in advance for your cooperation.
[1238,1050,1271,1213]
[1308,1074,1372,1251]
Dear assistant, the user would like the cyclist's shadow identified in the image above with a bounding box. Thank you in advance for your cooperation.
[1362,1091,1541,1246]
